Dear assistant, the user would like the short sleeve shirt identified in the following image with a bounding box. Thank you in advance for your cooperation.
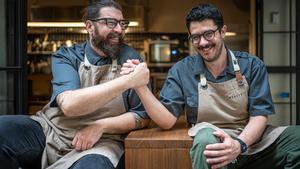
[160,50,275,124]
[50,40,149,119]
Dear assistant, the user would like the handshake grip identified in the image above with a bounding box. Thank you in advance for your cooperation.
[123,62,150,89]
[133,63,150,88]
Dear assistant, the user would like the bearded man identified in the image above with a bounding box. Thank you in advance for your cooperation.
[0,1,149,169]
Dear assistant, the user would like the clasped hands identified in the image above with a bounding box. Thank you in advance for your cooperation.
[120,59,150,89]
[204,130,241,169]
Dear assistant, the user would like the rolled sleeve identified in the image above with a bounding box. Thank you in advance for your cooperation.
[50,48,81,107]
[159,68,185,118]
[124,89,149,119]
[248,59,275,116]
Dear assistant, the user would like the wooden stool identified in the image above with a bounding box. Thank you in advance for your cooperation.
[125,119,193,169]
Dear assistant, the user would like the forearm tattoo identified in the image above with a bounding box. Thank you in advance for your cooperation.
[133,113,143,129]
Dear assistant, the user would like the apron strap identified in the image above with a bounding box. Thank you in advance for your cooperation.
[229,50,244,86]
[199,50,244,88]
[200,74,208,89]
[111,59,118,72]
[84,54,118,73]
[84,54,91,70]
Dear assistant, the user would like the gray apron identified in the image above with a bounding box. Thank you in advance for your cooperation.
[31,55,126,168]
[188,50,287,155]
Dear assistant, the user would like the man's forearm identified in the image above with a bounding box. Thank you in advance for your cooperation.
[96,113,150,134]
[135,86,177,129]
[238,115,268,146]
[57,75,133,117]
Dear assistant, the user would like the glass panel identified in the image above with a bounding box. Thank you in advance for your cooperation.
[269,104,296,126]
[268,73,296,125]
[225,32,249,52]
[291,32,296,65]
[291,0,296,32]
[263,0,293,32]
[0,0,7,67]
[263,33,294,66]
[0,71,16,115]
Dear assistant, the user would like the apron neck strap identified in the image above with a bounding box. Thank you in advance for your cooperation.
[84,54,118,72]
[111,59,118,72]
[229,50,244,86]
[199,50,244,87]
[84,54,91,70]
[200,74,208,89]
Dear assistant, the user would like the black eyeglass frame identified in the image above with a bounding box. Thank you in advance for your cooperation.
[188,27,220,44]
[89,18,130,30]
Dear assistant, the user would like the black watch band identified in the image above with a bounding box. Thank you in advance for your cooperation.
[234,137,248,153]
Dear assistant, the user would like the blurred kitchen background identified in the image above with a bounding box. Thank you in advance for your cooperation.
[0,0,299,126]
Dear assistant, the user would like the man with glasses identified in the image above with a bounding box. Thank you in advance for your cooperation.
[0,1,149,169]
[122,3,300,169]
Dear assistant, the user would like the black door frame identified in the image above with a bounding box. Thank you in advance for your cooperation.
[296,0,300,124]
[0,0,27,114]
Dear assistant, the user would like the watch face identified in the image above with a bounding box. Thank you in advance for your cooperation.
[241,143,247,153]
[235,137,248,153]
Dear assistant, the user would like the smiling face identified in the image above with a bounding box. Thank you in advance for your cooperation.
[86,7,126,58]
[189,19,227,63]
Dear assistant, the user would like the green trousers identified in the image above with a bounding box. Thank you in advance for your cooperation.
[190,126,300,169]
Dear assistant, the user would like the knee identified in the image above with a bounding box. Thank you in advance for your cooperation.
[0,116,14,143]
[190,128,219,169]
[192,128,219,148]
[70,154,114,169]
[284,126,300,142]
[0,116,19,137]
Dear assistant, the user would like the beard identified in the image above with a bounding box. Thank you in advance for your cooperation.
[91,28,124,59]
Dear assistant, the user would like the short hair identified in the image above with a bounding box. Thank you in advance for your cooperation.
[82,0,123,21]
[185,4,224,31]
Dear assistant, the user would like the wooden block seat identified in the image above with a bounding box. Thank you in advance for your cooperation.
[125,119,193,169]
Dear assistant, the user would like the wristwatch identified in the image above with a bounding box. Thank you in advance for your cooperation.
[234,137,248,153]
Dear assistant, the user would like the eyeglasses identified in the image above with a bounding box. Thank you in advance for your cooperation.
[188,27,220,44]
[90,18,130,30]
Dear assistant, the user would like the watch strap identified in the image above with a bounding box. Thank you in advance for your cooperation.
[234,137,248,153]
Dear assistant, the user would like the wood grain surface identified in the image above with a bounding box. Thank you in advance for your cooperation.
[125,119,193,169]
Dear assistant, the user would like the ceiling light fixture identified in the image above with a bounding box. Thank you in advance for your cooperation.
[225,32,237,36]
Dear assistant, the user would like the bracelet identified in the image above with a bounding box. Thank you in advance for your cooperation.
[234,137,248,153]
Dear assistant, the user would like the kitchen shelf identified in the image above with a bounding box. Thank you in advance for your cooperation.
[28,51,54,55]
[27,74,52,80]
[28,27,87,34]
[148,63,174,67]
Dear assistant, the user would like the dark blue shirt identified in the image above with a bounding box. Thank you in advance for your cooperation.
[50,40,149,119]
[160,50,275,124]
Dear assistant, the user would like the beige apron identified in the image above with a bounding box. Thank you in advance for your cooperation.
[188,50,287,155]
[31,55,126,168]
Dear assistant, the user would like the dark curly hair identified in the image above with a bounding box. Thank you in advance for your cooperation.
[82,0,123,22]
[185,4,224,32]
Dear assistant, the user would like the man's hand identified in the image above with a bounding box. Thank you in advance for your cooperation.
[121,59,149,89]
[203,130,241,169]
[72,122,104,151]
[120,59,140,75]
